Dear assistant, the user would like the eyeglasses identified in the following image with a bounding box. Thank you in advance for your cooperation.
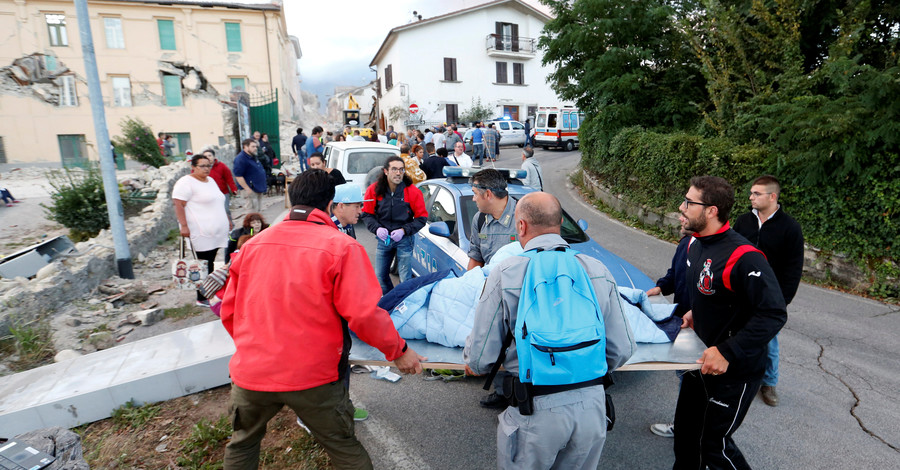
[387,167,405,173]
[195,164,212,169]
[683,197,713,208]
[749,191,772,198]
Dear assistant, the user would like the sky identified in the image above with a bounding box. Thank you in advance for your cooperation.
[281,0,548,111]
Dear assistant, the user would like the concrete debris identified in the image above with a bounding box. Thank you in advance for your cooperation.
[88,332,115,350]
[54,349,82,362]
[121,282,149,304]
[133,308,165,327]
[0,53,81,106]
[158,61,218,96]
[64,317,82,327]
[14,427,90,470]
[117,326,134,336]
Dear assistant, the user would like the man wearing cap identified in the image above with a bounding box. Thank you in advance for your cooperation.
[331,183,371,239]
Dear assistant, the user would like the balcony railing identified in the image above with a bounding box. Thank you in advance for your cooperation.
[485,34,536,56]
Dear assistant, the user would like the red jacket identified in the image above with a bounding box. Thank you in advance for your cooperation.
[209,160,238,194]
[220,207,407,392]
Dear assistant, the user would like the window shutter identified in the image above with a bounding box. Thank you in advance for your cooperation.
[157,19,176,50]
[385,64,393,89]
[452,59,457,81]
[495,22,503,49]
[444,58,452,81]
[513,63,523,85]
[225,22,242,52]
[511,24,519,52]
[163,75,182,106]
[496,62,507,84]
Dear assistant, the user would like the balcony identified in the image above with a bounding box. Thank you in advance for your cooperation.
[485,34,536,59]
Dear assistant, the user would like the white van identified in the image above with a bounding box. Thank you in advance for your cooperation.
[533,107,584,151]
[486,118,527,147]
[323,141,400,189]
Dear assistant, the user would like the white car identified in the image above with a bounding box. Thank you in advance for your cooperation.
[323,141,400,189]
[486,119,527,147]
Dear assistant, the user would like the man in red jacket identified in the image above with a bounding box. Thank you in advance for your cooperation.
[220,170,425,470]
[204,148,238,228]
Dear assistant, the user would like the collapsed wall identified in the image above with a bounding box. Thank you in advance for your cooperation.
[0,144,236,334]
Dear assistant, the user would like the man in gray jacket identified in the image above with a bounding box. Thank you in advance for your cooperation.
[464,192,635,470]
[520,146,543,190]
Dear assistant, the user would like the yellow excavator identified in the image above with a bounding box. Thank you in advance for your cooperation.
[342,95,374,140]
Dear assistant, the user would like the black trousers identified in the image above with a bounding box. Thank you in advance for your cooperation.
[673,370,761,470]
[195,248,218,301]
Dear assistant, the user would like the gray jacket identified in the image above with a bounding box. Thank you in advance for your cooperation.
[464,233,635,376]
[521,157,543,190]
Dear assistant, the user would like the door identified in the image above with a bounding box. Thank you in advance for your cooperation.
[58,134,89,169]
[503,105,519,122]
[413,186,466,276]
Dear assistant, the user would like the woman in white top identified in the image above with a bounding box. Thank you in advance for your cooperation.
[173,154,230,305]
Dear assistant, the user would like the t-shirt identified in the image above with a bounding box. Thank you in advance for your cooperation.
[172,175,229,252]
[306,135,324,157]
[232,151,267,193]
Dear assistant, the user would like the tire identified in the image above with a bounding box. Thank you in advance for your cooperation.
[565,140,575,152]
[542,146,549,150]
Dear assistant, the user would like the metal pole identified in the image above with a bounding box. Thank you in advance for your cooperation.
[74,0,134,279]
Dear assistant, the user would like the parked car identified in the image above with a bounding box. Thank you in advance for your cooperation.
[485,118,527,147]
[323,141,400,189]
[410,167,655,290]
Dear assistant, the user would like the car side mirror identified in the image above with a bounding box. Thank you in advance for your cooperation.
[429,221,452,238]
[577,219,589,231]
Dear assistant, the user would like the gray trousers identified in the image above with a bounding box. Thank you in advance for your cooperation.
[497,385,607,470]
[244,191,263,213]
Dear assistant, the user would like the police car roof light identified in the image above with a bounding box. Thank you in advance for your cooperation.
[442,167,527,180]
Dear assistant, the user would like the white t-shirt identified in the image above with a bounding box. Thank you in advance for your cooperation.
[433,132,446,149]
[172,175,229,252]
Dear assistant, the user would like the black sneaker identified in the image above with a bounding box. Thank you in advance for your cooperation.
[479,392,507,409]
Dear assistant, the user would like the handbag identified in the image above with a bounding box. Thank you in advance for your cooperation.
[172,237,208,289]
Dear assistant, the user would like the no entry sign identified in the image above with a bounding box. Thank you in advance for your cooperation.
[409,104,419,114]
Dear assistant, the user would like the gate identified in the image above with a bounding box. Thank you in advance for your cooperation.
[249,89,280,160]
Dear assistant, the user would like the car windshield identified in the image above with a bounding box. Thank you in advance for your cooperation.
[347,151,394,174]
[459,196,588,244]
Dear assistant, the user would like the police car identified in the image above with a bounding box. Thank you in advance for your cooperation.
[410,167,655,290]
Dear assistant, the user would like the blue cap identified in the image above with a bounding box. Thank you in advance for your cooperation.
[333,184,372,204]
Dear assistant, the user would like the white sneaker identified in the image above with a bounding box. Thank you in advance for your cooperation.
[296,416,310,433]
[650,423,674,438]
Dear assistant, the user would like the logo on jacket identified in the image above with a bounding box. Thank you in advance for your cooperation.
[697,258,716,295]
[748,271,761,277]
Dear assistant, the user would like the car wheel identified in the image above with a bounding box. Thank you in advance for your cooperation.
[565,140,575,152]
[542,146,549,150]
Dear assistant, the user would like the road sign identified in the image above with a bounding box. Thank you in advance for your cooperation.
[409,103,419,114]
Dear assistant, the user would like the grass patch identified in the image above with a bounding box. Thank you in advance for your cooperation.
[3,320,56,371]
[112,400,162,429]
[176,415,231,469]
[164,228,181,245]
[165,304,206,320]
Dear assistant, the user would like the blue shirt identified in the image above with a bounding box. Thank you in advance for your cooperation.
[472,128,483,144]
[232,151,267,193]
[305,136,323,157]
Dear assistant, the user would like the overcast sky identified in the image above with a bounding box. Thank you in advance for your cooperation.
[281,0,548,109]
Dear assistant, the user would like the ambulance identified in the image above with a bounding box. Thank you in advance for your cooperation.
[533,106,584,151]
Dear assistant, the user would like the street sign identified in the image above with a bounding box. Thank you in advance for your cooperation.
[409,103,419,114]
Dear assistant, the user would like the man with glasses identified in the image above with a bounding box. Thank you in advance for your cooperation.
[466,169,519,409]
[732,175,804,408]
[361,156,428,295]
[673,176,787,470]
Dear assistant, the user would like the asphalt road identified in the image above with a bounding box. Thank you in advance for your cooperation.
[288,148,900,469]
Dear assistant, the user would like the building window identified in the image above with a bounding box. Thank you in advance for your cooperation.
[513,63,524,85]
[111,76,131,107]
[104,17,125,49]
[162,74,182,106]
[44,54,58,71]
[58,134,88,168]
[495,22,519,52]
[0,137,6,164]
[59,75,77,107]
[446,104,459,124]
[385,64,393,90]
[46,14,68,47]
[157,19,176,50]
[496,62,508,84]
[230,77,246,90]
[168,132,192,157]
[225,22,242,52]
[443,58,458,81]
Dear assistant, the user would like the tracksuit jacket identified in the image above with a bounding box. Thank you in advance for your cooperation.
[686,223,787,383]
[220,207,407,392]
[361,181,428,235]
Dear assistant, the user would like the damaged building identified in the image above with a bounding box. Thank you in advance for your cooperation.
[0,0,301,166]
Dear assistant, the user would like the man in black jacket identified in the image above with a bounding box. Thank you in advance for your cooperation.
[673,176,787,470]
[732,175,804,407]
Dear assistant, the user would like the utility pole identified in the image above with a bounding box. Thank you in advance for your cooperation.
[74,0,134,279]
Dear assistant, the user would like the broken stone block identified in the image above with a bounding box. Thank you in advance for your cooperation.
[88,298,101,305]
[88,331,115,350]
[97,285,120,295]
[54,349,82,362]
[137,253,147,263]
[133,308,164,326]
[121,283,149,304]
[65,317,82,327]
[117,326,134,336]
[36,262,59,280]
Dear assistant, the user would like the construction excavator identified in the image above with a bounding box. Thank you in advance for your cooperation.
[342,95,374,139]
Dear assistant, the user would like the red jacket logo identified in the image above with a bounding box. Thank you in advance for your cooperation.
[697,258,716,295]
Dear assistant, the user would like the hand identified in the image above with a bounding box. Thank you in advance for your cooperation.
[376,227,389,241]
[229,221,234,231]
[647,286,662,296]
[179,226,190,237]
[464,365,481,376]
[390,228,404,243]
[697,346,729,376]
[682,310,693,329]
[394,347,426,375]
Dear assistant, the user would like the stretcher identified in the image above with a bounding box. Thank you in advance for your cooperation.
[349,327,705,372]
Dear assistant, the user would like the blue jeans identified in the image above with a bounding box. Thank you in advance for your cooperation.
[299,149,309,171]
[763,333,779,386]
[473,144,484,166]
[375,236,412,295]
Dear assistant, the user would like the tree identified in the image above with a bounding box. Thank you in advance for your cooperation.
[458,97,494,125]
[112,117,166,168]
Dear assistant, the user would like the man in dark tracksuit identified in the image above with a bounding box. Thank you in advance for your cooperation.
[732,175,804,407]
[674,176,787,470]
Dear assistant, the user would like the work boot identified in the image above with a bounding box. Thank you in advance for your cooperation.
[479,392,507,409]
[760,385,779,407]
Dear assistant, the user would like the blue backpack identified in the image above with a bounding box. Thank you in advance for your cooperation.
[515,247,608,386]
